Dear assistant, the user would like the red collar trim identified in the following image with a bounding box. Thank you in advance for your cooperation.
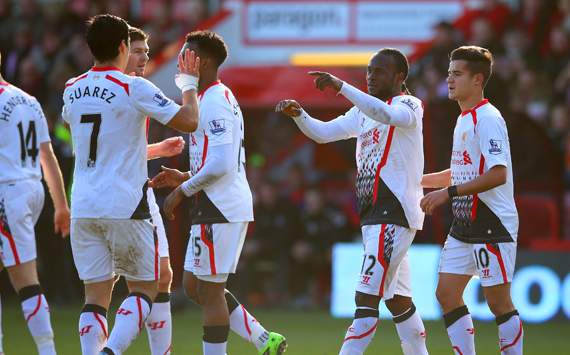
[461,99,489,116]
[91,66,122,72]
[198,80,221,98]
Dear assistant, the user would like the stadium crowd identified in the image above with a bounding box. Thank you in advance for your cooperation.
[0,0,569,309]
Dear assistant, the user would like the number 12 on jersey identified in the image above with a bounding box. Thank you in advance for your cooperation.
[80,114,101,168]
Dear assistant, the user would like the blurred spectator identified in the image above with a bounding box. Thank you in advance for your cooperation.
[289,188,350,308]
[238,179,302,305]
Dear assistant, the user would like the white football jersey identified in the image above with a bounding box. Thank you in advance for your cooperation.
[187,81,253,224]
[0,83,51,183]
[450,99,518,243]
[62,66,180,219]
[333,94,425,230]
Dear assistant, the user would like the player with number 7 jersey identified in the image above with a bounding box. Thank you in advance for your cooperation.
[61,14,200,355]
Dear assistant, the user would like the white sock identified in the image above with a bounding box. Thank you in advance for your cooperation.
[497,310,523,355]
[203,325,229,355]
[444,306,475,355]
[20,286,56,355]
[226,291,269,350]
[105,293,152,354]
[393,304,428,355]
[339,307,379,355]
[145,293,172,355]
[203,341,226,355]
[79,304,108,355]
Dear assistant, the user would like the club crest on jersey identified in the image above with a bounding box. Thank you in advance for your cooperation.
[153,93,169,107]
[208,119,226,135]
[489,139,502,155]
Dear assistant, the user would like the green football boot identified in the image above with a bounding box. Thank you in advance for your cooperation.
[259,332,287,355]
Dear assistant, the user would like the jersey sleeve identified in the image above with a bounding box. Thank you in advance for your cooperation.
[201,96,234,147]
[392,96,423,129]
[478,114,509,169]
[31,97,51,143]
[130,78,180,125]
[333,106,361,137]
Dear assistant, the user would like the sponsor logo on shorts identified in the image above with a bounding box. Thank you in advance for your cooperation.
[361,275,371,285]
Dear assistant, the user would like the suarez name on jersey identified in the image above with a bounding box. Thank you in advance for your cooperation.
[449,99,519,243]
[62,67,180,219]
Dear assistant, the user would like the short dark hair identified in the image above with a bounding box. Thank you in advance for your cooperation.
[185,30,228,67]
[129,26,148,42]
[377,48,410,93]
[450,46,494,87]
[86,14,130,62]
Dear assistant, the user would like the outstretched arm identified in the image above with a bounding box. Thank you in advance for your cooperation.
[308,71,417,128]
[275,100,356,143]
[147,136,185,160]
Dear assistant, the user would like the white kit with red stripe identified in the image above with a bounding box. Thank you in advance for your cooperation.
[62,66,178,283]
[62,66,180,219]
[334,94,425,230]
[439,99,519,287]
[448,98,518,243]
[187,80,253,224]
[0,83,50,266]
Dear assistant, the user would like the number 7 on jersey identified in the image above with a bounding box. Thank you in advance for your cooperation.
[80,114,101,167]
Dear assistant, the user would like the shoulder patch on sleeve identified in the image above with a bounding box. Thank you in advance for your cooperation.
[208,119,227,135]
[488,139,503,155]
[400,97,419,111]
[152,92,171,107]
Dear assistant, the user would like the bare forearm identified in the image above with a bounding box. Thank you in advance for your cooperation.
[455,166,507,196]
[147,143,162,160]
[422,169,451,188]
[40,145,68,209]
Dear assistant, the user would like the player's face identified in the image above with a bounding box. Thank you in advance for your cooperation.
[447,60,480,101]
[126,40,150,76]
[367,54,399,99]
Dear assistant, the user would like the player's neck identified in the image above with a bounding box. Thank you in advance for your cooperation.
[93,59,124,71]
[458,91,485,112]
[198,72,219,92]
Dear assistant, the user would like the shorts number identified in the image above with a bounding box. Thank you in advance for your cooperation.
[474,248,490,269]
[17,121,38,167]
[360,255,376,276]
[193,236,202,256]
[80,114,101,167]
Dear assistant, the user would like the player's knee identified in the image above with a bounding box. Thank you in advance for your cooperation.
[355,291,379,309]
[197,282,225,307]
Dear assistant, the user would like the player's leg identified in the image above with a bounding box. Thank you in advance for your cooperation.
[2,182,56,355]
[437,237,477,355]
[102,219,158,355]
[340,224,410,355]
[145,200,173,355]
[196,278,229,355]
[476,242,522,355]
[385,254,428,355]
[144,257,173,354]
[185,222,287,355]
[71,218,115,355]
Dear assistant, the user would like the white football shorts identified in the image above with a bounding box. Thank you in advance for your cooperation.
[71,218,159,283]
[439,235,516,287]
[0,179,44,267]
[356,224,416,300]
[147,187,169,258]
[184,222,248,283]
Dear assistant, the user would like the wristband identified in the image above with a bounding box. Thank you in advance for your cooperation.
[175,73,199,93]
[447,185,458,198]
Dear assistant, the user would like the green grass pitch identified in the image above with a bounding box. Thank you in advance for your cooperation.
[2,304,568,354]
